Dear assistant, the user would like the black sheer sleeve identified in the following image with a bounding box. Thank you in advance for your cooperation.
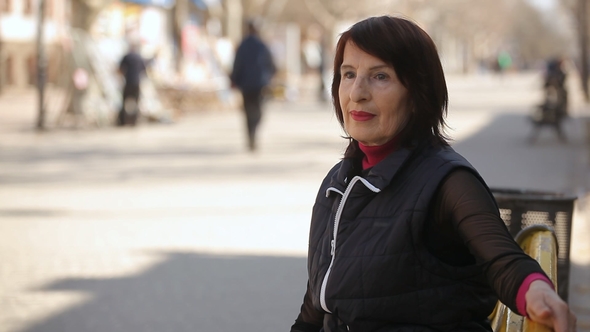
[290,282,323,332]
[427,168,548,313]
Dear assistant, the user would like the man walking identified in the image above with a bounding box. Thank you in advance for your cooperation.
[230,20,276,151]
[118,41,146,126]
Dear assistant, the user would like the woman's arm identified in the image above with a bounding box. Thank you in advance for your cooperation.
[437,169,576,330]
[435,169,544,309]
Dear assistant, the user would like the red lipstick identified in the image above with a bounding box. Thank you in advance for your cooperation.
[350,110,375,121]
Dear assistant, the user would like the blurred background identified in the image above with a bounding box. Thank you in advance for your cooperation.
[1,0,590,331]
[0,0,586,124]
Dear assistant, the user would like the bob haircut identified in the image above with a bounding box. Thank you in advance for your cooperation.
[332,16,450,157]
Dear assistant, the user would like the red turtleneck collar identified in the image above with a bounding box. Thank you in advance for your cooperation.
[358,137,399,170]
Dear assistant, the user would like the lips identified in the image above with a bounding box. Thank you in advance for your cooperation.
[350,110,376,121]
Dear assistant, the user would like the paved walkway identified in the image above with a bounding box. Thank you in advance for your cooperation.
[0,72,589,331]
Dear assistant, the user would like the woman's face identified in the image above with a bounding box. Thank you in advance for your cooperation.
[338,41,410,146]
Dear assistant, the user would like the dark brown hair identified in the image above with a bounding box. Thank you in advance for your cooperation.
[331,16,450,156]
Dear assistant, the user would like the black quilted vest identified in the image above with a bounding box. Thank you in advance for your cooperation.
[307,143,497,332]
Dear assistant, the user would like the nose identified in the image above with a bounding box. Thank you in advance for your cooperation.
[350,76,369,103]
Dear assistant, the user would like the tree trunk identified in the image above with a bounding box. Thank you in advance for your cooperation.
[171,0,188,73]
[36,0,46,130]
[579,0,589,101]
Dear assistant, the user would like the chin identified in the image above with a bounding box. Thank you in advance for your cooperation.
[354,137,376,146]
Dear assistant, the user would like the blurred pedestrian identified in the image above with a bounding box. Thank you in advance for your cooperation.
[545,58,566,86]
[530,57,569,142]
[290,16,576,332]
[230,20,276,151]
[543,57,568,117]
[117,40,146,126]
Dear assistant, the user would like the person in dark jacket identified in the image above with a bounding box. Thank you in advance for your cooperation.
[543,57,568,119]
[230,20,276,151]
[118,41,146,126]
[290,16,576,332]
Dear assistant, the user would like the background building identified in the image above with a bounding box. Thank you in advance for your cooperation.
[0,0,68,88]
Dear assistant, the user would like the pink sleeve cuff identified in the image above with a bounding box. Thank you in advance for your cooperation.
[515,273,554,317]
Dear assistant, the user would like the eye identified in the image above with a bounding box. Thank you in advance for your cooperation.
[375,73,388,80]
[342,71,355,79]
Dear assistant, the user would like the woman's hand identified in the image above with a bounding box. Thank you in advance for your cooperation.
[525,280,577,332]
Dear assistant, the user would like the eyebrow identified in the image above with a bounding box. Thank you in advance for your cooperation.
[340,64,392,71]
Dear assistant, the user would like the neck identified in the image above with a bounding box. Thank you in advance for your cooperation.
[358,137,399,170]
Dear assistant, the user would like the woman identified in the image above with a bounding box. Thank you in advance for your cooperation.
[290,16,576,332]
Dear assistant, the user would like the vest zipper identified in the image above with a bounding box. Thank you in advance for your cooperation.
[320,176,381,313]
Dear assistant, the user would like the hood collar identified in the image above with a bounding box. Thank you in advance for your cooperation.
[329,145,417,192]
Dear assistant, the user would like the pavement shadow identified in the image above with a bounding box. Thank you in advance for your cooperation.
[0,132,345,185]
[0,208,66,217]
[0,142,344,185]
[1,145,238,164]
[21,251,307,332]
[451,112,584,193]
[19,252,590,332]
